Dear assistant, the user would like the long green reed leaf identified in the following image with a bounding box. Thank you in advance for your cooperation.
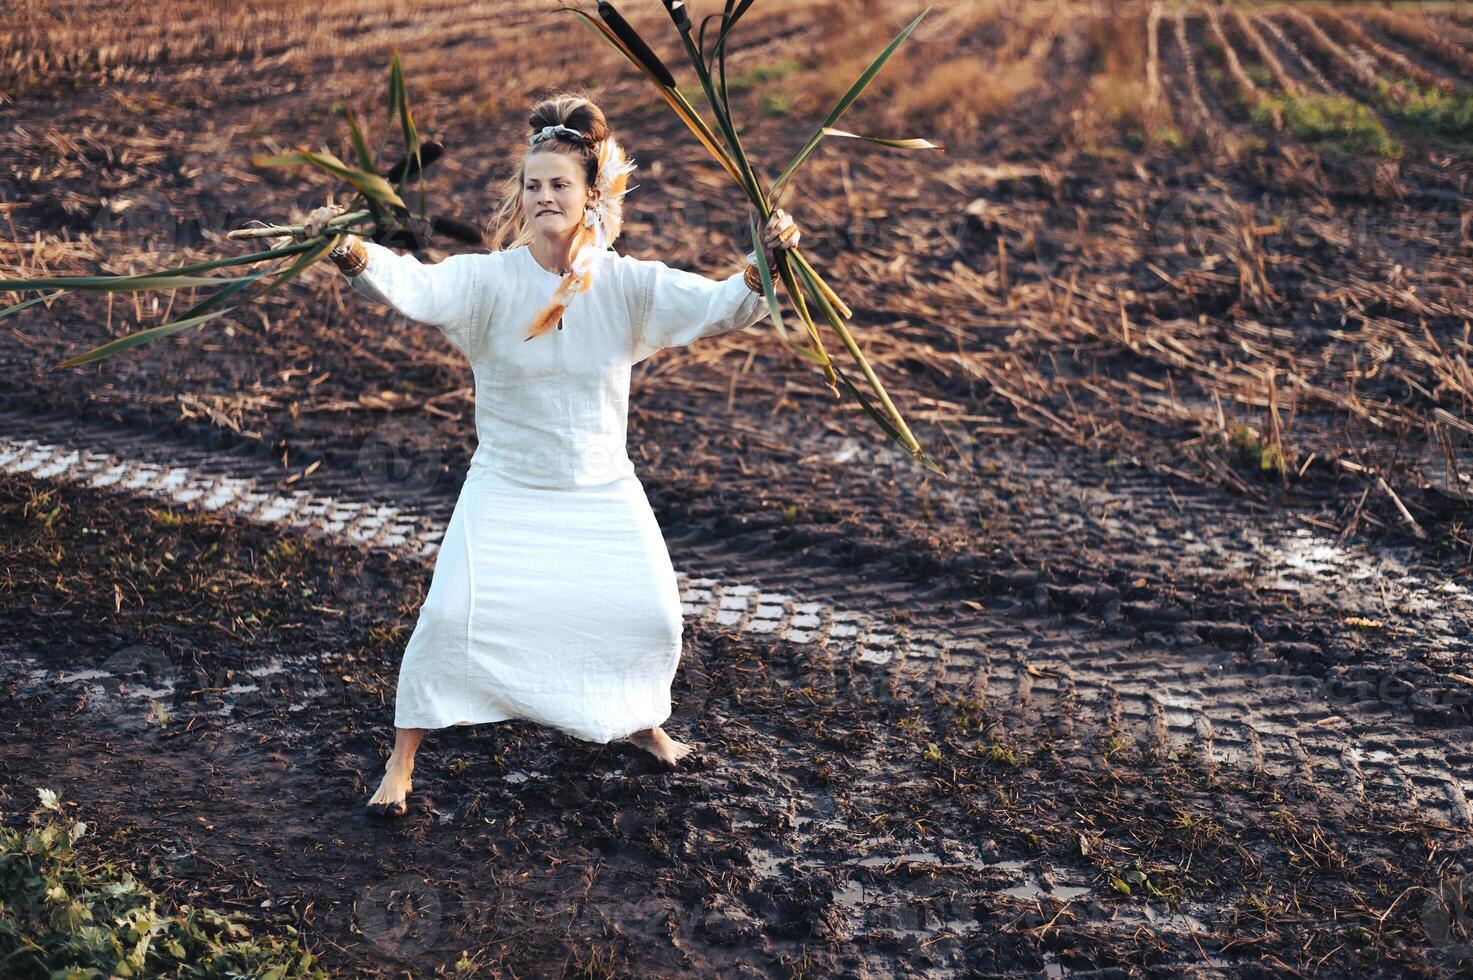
[341,107,387,230]
[770,8,930,198]
[231,229,340,306]
[388,49,426,222]
[0,240,321,323]
[0,273,255,293]
[344,107,376,173]
[772,250,836,383]
[828,359,946,475]
[713,0,757,63]
[791,258,940,472]
[748,212,787,340]
[57,263,269,368]
[1,290,64,319]
[0,238,318,296]
[788,247,852,320]
[698,12,723,66]
[667,0,765,209]
[55,234,338,368]
[713,0,736,119]
[742,231,827,366]
[820,127,941,150]
[252,149,409,218]
[54,307,237,369]
[55,274,265,368]
[713,0,754,114]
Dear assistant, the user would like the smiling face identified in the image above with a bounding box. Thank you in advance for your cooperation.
[522,150,598,241]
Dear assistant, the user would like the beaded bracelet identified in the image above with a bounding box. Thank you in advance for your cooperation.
[329,237,368,277]
[742,249,766,294]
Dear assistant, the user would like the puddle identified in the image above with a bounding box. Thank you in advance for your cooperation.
[1001,875,1093,904]
[54,668,117,684]
[853,850,948,867]
[1245,528,1473,624]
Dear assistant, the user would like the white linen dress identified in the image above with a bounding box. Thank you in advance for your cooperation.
[345,238,769,742]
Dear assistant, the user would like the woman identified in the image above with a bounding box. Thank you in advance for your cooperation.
[303,93,802,819]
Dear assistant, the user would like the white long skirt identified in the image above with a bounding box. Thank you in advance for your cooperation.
[391,466,685,743]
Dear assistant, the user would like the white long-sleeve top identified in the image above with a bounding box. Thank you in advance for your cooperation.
[345,240,769,488]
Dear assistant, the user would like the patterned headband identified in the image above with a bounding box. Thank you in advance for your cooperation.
[529,123,590,147]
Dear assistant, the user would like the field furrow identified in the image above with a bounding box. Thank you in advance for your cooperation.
[1278,7,1410,102]
[1362,9,1473,84]
[1255,9,1348,98]
[1327,9,1461,95]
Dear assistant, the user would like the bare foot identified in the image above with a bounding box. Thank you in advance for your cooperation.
[624,726,696,766]
[366,753,414,818]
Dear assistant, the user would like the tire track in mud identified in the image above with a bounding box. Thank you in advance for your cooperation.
[5,407,1472,836]
[660,417,1473,831]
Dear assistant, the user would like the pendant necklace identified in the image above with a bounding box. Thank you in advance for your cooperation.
[557,266,568,329]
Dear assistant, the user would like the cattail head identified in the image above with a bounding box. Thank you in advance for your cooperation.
[598,2,677,88]
[384,139,444,184]
[373,225,423,250]
[430,214,484,245]
[661,0,691,33]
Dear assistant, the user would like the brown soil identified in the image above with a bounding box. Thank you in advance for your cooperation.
[5,2,1473,975]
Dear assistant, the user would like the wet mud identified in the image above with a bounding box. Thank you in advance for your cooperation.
[6,2,1473,975]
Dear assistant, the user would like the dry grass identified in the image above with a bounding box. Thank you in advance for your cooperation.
[886,17,1060,135]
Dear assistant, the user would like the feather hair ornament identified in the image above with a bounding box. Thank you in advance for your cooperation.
[522,131,638,341]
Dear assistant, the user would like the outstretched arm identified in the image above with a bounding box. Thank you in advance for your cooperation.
[630,257,770,364]
[305,204,485,359]
[630,208,803,364]
[346,240,482,347]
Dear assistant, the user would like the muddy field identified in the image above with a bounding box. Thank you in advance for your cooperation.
[4,1,1473,976]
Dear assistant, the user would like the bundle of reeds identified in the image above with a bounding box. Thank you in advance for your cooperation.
[0,50,479,369]
[573,0,946,475]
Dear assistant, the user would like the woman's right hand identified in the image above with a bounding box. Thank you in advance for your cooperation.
[303,202,345,240]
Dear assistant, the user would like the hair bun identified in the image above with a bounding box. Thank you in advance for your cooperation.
[527,95,610,146]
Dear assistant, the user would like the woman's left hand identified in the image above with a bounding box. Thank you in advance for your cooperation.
[760,208,802,253]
